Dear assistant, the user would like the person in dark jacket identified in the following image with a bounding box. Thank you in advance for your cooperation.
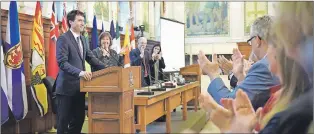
[149,44,166,83]
[130,36,150,86]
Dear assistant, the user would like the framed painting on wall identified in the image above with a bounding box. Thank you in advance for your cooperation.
[185,2,229,37]
[244,2,268,35]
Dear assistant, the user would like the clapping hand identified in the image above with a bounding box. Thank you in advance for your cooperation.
[102,49,110,57]
[197,51,220,80]
[199,92,235,132]
[152,53,157,60]
[157,52,162,60]
[228,89,262,133]
[199,93,218,113]
[232,48,245,82]
[218,55,233,74]
[210,98,234,132]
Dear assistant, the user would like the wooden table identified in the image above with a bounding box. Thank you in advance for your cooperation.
[134,81,200,133]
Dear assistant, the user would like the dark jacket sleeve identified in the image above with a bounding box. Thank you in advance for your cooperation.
[149,59,155,68]
[130,50,142,66]
[110,50,123,67]
[159,57,166,69]
[92,48,99,59]
[56,36,81,77]
[84,40,104,67]
[118,55,124,67]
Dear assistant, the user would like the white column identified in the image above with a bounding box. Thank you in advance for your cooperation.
[154,2,161,41]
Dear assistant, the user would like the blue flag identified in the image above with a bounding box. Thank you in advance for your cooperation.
[1,41,9,125]
[91,15,98,50]
[110,20,116,39]
[4,1,28,121]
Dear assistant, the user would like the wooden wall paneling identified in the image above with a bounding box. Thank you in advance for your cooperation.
[237,42,251,60]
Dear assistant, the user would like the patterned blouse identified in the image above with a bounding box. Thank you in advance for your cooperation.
[91,47,123,71]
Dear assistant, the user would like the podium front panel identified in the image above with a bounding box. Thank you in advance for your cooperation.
[92,119,120,133]
[91,93,120,114]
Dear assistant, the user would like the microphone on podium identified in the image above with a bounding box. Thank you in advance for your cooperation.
[137,68,155,95]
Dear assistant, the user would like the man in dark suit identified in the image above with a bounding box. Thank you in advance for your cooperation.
[55,10,104,134]
[130,36,150,87]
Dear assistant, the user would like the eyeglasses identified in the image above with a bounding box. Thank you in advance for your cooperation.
[247,36,262,45]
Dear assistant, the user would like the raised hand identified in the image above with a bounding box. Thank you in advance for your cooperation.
[157,53,162,60]
[197,51,220,80]
[210,98,235,132]
[232,48,245,82]
[152,53,156,60]
[212,53,218,63]
[228,89,258,133]
[102,49,110,57]
[218,55,233,74]
[199,93,218,113]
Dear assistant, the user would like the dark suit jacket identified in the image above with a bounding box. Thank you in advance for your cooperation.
[208,57,280,107]
[55,30,104,96]
[149,57,166,82]
[130,48,150,86]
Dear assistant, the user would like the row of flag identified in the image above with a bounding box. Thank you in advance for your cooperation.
[1,1,137,125]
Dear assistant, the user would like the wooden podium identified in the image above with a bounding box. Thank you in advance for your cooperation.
[180,64,201,110]
[80,66,141,133]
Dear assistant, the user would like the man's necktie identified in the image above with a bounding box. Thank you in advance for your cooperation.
[76,37,83,57]
[143,53,148,77]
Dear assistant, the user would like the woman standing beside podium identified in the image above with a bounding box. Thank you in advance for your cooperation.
[92,32,125,71]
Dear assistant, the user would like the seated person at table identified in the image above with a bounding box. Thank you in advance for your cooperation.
[130,36,151,86]
[149,44,166,84]
[198,16,280,108]
[91,32,125,71]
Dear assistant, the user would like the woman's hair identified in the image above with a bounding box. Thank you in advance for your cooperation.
[151,44,161,55]
[261,47,309,128]
[98,32,113,48]
[272,2,313,50]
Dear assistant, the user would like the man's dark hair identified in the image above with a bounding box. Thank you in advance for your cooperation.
[66,10,85,28]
